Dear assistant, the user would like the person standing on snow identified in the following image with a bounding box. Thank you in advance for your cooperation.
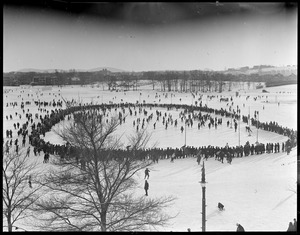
[144,180,149,196]
[286,139,292,155]
[196,151,202,165]
[25,146,30,157]
[144,168,150,179]
[287,221,295,231]
[236,223,245,232]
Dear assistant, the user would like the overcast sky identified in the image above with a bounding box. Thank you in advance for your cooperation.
[3,2,298,72]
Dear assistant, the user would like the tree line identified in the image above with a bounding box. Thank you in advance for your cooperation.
[3,69,297,91]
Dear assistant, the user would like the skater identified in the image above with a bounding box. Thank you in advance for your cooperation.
[25,146,30,157]
[196,152,201,165]
[144,168,150,179]
[286,139,292,155]
[43,152,50,163]
[236,223,245,232]
[5,141,10,154]
[246,126,252,135]
[22,138,26,147]
[234,122,238,132]
[28,175,32,188]
[170,153,175,163]
[144,180,149,196]
[15,144,19,154]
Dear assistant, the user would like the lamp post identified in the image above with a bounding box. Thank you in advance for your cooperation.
[248,106,251,136]
[256,111,259,144]
[183,113,187,146]
[185,117,187,147]
[238,114,241,146]
[200,161,206,232]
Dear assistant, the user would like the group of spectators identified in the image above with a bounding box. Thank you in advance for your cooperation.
[4,98,297,166]
[10,102,293,166]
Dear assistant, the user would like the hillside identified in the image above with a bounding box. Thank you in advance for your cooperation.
[16,67,126,73]
[223,65,297,76]
[88,67,126,73]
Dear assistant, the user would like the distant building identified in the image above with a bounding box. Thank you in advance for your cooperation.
[239,66,250,72]
[70,77,81,84]
[31,76,58,85]
[45,76,59,85]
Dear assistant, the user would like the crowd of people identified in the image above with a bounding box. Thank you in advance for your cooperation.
[3,99,296,168]
[3,88,297,232]
[3,89,297,165]
[287,218,297,232]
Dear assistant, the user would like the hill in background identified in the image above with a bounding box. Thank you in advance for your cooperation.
[16,67,126,73]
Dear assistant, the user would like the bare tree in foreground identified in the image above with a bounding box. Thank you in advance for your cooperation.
[33,107,176,231]
[2,146,42,232]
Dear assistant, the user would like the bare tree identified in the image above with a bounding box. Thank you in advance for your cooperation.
[33,107,176,231]
[2,146,42,232]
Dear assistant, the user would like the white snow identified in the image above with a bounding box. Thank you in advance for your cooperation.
[3,83,297,232]
[137,149,297,231]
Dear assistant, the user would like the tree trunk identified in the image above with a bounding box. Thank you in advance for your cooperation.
[100,212,107,231]
[7,210,12,232]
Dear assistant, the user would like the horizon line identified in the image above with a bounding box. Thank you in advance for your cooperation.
[3,64,297,74]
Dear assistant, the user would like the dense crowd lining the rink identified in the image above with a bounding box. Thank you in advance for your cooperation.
[4,99,297,166]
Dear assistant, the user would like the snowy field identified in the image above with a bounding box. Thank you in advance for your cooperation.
[136,149,297,232]
[3,83,297,231]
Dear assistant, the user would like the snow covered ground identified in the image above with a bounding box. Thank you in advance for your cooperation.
[135,148,297,231]
[3,83,297,231]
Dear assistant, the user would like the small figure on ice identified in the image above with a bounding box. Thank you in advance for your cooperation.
[144,168,150,179]
[246,126,252,135]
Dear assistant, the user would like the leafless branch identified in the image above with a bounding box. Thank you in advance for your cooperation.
[32,107,176,231]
